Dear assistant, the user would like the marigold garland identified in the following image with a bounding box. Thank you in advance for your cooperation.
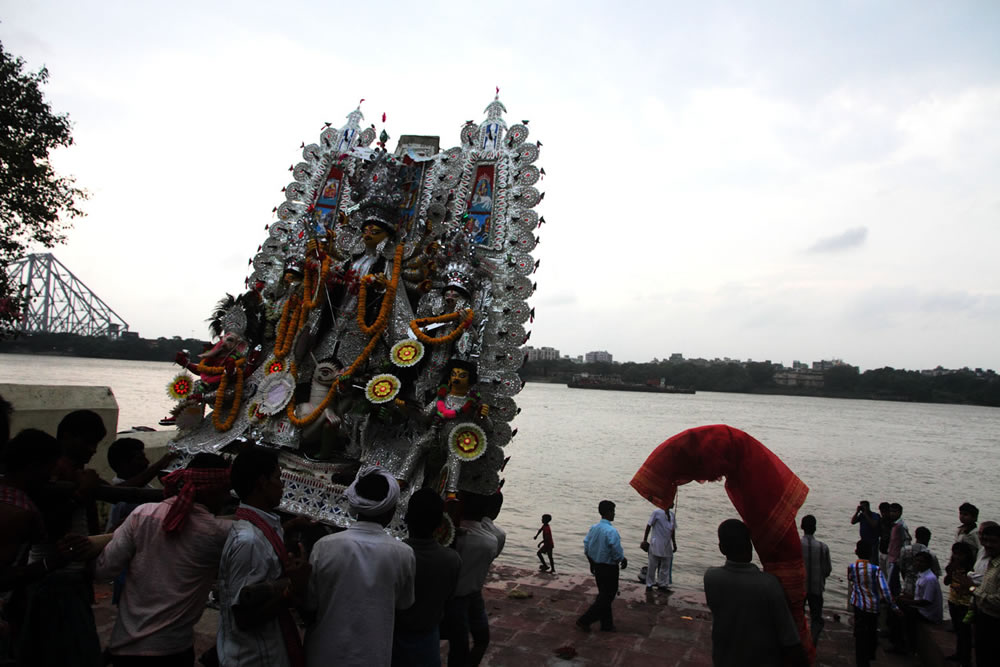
[286,245,406,427]
[195,356,246,375]
[356,245,404,336]
[211,366,244,431]
[409,309,475,345]
[302,255,331,309]
[272,294,302,359]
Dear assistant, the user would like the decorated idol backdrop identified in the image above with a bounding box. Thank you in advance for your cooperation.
[164,96,543,531]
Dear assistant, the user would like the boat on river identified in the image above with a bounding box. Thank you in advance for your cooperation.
[567,374,695,394]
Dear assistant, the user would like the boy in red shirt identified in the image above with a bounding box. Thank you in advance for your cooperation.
[535,514,555,573]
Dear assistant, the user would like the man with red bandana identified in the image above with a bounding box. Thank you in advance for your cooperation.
[95,453,233,666]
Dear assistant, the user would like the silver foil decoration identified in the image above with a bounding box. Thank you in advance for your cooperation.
[168,95,543,533]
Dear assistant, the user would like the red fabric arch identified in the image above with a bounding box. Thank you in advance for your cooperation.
[629,424,814,663]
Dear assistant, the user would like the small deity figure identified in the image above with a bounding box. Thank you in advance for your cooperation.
[174,294,256,402]
[398,359,490,497]
[296,358,357,462]
[470,177,493,213]
[412,261,479,401]
[324,214,416,370]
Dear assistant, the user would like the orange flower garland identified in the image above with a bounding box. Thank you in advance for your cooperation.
[272,294,302,359]
[356,245,405,336]
[302,255,331,309]
[193,358,247,432]
[195,356,246,376]
[211,365,244,431]
[409,309,475,345]
[286,245,405,427]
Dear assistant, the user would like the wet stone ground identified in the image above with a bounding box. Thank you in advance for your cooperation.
[93,564,952,666]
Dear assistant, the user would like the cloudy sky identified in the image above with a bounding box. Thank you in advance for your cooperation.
[3,1,999,371]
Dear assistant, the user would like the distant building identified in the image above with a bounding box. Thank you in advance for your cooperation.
[812,359,845,371]
[524,345,560,362]
[669,353,684,363]
[585,350,613,363]
[774,368,825,389]
[792,360,808,370]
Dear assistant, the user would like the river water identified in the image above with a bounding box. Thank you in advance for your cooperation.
[2,352,997,608]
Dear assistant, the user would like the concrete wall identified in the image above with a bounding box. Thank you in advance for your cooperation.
[0,383,172,482]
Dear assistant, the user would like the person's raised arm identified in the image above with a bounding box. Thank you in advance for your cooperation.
[851,506,862,525]
[118,451,179,488]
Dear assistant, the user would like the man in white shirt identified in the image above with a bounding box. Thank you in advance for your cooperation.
[95,453,233,666]
[641,504,676,591]
[899,551,943,661]
[217,448,310,667]
[481,490,506,556]
[971,520,998,586]
[304,467,414,667]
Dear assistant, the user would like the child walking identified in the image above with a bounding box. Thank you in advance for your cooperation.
[535,514,555,572]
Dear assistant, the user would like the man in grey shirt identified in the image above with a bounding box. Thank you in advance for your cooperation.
[800,514,832,645]
[704,519,807,667]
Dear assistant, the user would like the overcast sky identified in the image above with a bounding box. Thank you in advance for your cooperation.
[3,1,999,371]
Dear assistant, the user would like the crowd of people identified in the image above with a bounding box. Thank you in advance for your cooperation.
[570,492,998,667]
[0,398,506,667]
[3,395,999,667]
[841,499,999,667]
[697,502,999,667]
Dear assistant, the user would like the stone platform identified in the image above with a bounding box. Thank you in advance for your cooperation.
[94,564,952,666]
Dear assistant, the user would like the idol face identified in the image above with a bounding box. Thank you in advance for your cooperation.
[315,362,340,386]
[362,223,389,249]
[448,368,471,396]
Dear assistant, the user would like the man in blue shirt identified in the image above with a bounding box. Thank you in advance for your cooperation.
[576,500,627,632]
[851,500,881,562]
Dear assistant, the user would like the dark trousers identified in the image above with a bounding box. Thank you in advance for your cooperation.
[805,593,824,644]
[443,591,489,667]
[392,626,441,667]
[948,602,971,667]
[853,607,879,667]
[974,610,1000,667]
[886,563,905,650]
[578,563,619,630]
[109,648,194,667]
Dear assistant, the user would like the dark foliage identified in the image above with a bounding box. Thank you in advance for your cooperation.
[1,41,87,331]
[521,358,1000,408]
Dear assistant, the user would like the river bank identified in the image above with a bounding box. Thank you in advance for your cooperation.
[4,354,996,614]
[92,565,941,666]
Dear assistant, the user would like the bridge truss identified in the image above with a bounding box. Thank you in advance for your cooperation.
[6,253,129,336]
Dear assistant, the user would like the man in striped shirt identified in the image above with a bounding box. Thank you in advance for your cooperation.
[847,540,900,667]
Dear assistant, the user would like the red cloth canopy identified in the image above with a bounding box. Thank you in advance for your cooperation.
[629,424,814,662]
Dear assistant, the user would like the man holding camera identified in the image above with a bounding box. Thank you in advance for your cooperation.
[851,500,881,562]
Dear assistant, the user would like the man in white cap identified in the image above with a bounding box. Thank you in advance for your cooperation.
[303,466,415,667]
